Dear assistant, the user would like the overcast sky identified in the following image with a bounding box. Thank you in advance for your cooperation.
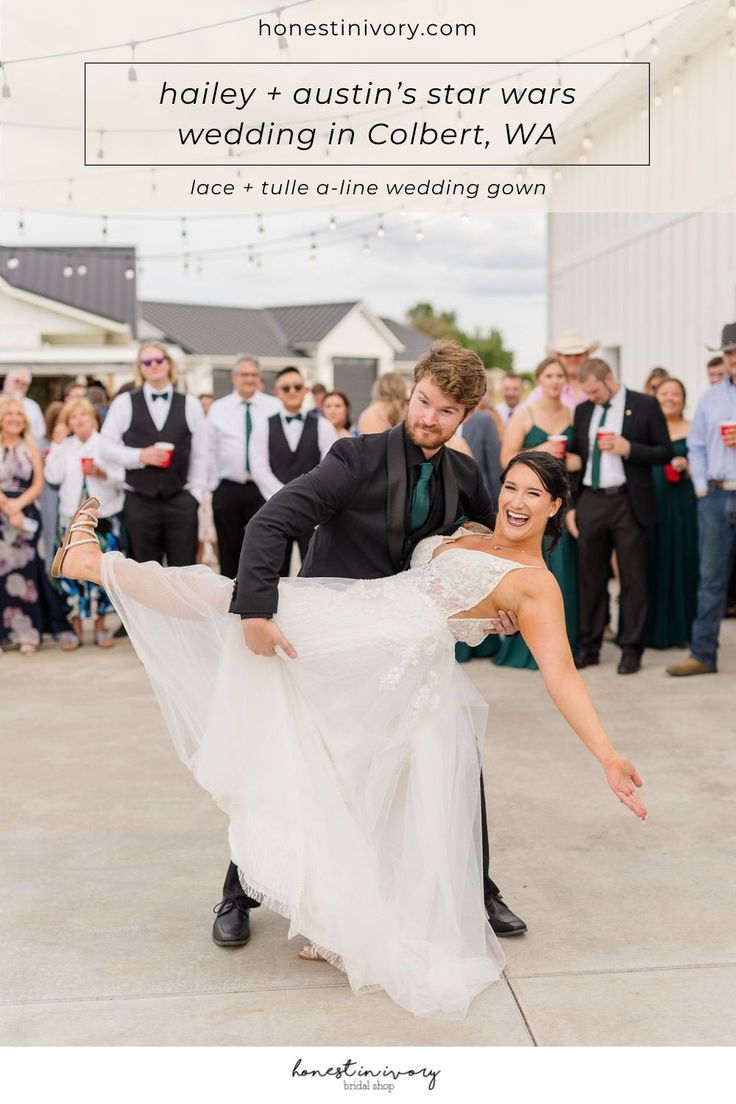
[0,210,547,369]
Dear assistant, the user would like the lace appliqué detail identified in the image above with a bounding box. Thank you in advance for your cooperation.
[447,618,499,647]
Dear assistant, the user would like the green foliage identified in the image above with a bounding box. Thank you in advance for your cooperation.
[405,303,514,371]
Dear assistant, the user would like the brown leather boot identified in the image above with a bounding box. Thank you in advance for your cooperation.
[666,657,717,676]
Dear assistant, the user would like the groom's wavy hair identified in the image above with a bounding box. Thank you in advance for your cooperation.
[499,450,572,550]
[413,340,488,412]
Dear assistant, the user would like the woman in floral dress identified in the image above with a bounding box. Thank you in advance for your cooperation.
[0,397,63,654]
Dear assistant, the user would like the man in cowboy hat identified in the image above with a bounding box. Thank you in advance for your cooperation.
[667,322,736,676]
[530,329,601,408]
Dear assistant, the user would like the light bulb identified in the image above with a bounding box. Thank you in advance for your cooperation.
[63,264,74,278]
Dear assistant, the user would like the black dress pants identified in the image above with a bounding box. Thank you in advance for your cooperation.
[222,774,500,910]
[278,532,315,578]
[212,479,265,581]
[576,488,650,657]
[123,490,199,566]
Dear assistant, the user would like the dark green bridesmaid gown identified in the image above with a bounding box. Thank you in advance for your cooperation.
[645,437,698,649]
[455,422,579,669]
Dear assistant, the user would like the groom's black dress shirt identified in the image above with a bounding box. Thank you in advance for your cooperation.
[230,422,494,618]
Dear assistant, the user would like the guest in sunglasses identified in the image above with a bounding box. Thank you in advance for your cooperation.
[248,366,337,575]
[99,342,207,566]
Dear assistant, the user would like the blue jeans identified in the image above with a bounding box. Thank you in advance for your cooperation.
[690,489,736,665]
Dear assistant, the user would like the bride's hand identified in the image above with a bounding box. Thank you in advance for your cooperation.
[494,609,518,634]
[243,618,297,659]
[603,756,647,820]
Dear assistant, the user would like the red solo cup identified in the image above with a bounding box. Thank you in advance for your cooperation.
[547,434,568,458]
[597,428,615,447]
[80,456,94,476]
[663,462,681,483]
[155,441,175,468]
[720,421,736,440]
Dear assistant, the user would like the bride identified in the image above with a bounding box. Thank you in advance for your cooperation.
[53,450,646,1019]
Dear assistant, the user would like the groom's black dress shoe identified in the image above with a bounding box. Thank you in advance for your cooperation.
[485,894,527,937]
[212,899,251,946]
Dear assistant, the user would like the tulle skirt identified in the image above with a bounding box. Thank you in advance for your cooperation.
[101,552,505,1017]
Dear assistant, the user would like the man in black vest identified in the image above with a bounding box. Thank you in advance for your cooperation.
[567,357,673,674]
[248,366,337,576]
[211,341,526,949]
[100,342,207,566]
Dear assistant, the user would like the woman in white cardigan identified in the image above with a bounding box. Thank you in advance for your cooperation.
[44,399,125,648]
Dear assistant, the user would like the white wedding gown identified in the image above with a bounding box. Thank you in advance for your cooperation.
[101,532,530,1018]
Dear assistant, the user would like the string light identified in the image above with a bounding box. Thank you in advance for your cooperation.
[654,88,663,108]
[729,33,736,56]
[621,34,630,61]
[180,217,188,241]
[649,25,660,57]
[361,237,371,256]
[672,73,682,95]
[578,153,589,164]
[582,131,594,151]
[257,214,265,236]
[17,211,24,236]
[730,0,736,20]
[101,215,108,239]
[128,42,137,82]
[63,262,74,278]
[415,225,424,241]
[151,169,157,193]
[67,179,74,203]
[0,62,10,98]
[183,254,190,274]
[6,255,20,270]
[124,266,136,280]
[328,214,337,231]
[640,101,649,119]
[376,216,385,238]
[76,263,88,276]
[97,130,105,160]
[553,170,563,182]
[309,235,318,262]
[461,212,469,224]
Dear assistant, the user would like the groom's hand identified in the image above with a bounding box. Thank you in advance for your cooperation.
[243,618,297,659]
[494,609,519,635]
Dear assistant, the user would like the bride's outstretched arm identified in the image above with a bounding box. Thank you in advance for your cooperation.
[513,572,647,821]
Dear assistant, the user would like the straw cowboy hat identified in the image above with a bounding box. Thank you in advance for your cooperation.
[546,329,600,357]
[706,322,736,353]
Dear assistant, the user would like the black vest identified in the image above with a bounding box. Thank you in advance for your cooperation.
[267,413,320,484]
[122,389,191,499]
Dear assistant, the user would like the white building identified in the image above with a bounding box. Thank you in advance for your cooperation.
[0,245,432,414]
[546,0,736,406]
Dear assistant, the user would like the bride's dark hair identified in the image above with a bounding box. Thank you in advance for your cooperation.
[499,450,572,549]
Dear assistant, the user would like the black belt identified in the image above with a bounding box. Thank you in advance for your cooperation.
[583,484,628,497]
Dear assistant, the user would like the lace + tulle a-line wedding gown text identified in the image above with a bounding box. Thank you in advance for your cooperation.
[101,533,527,1017]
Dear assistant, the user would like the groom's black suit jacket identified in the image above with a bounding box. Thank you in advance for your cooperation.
[230,422,494,618]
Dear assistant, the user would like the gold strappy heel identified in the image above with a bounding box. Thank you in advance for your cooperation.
[50,497,101,579]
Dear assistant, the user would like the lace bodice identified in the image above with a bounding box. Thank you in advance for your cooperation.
[407,531,531,646]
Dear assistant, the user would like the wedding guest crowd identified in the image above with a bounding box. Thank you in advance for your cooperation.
[3,321,736,675]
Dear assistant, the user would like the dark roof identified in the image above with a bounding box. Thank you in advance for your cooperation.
[141,301,293,358]
[140,298,433,361]
[0,245,137,331]
[381,317,434,360]
[265,301,358,344]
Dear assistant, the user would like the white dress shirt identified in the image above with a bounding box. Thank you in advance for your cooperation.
[206,389,283,491]
[22,396,46,442]
[249,407,338,500]
[583,384,627,488]
[99,383,208,501]
[44,430,125,518]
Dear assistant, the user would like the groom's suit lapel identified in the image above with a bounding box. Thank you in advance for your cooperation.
[440,448,459,533]
[386,424,407,570]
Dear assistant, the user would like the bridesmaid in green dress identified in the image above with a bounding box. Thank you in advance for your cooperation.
[646,378,698,649]
[456,357,580,669]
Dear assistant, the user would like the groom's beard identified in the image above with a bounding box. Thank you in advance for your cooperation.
[405,418,451,452]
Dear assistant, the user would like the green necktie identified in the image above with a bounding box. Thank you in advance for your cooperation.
[409,461,434,532]
[590,402,611,490]
[243,401,253,473]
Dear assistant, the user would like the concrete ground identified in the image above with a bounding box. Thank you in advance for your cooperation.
[1,619,735,1046]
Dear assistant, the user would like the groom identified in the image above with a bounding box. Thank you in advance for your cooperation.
[213,340,527,946]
